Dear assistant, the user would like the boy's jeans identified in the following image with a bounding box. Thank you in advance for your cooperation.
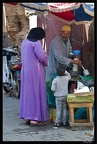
[55,96,67,124]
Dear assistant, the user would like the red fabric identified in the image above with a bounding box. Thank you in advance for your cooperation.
[48,3,79,22]
[4,2,18,5]
[50,11,74,21]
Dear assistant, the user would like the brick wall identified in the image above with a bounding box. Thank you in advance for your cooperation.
[4,3,29,46]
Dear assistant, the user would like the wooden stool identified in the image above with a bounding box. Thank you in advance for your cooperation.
[68,102,94,127]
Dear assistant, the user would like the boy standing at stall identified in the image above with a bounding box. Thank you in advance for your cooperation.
[51,65,71,128]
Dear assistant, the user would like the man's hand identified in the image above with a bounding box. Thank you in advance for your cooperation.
[71,59,82,66]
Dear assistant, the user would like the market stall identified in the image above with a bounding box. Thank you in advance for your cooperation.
[36,3,94,127]
[3,2,94,128]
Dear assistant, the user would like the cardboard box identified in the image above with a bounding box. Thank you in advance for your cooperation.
[74,91,94,96]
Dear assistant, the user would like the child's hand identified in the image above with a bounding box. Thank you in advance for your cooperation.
[65,70,68,74]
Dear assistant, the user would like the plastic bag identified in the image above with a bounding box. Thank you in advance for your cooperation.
[77,81,85,90]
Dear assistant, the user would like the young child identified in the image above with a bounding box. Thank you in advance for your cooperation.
[51,65,71,128]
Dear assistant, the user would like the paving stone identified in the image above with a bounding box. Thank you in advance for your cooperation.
[3,93,93,142]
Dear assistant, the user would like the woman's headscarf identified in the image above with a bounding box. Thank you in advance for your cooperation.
[27,27,45,42]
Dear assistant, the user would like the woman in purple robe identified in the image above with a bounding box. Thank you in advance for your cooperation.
[19,27,48,126]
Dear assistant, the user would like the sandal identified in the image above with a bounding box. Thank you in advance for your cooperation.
[38,122,46,126]
[53,122,61,127]
[61,122,66,126]
[25,120,30,125]
[30,121,46,126]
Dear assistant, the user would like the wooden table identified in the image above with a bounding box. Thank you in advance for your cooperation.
[67,94,94,127]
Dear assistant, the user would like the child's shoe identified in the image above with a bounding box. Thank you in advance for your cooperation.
[61,123,66,127]
[53,122,61,129]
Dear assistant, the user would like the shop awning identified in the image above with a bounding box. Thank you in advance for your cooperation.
[4,2,94,25]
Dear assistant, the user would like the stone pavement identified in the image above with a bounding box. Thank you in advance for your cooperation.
[3,91,93,142]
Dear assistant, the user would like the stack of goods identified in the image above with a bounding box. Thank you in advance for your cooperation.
[49,108,56,123]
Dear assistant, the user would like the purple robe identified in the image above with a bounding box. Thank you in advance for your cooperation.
[19,38,48,121]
